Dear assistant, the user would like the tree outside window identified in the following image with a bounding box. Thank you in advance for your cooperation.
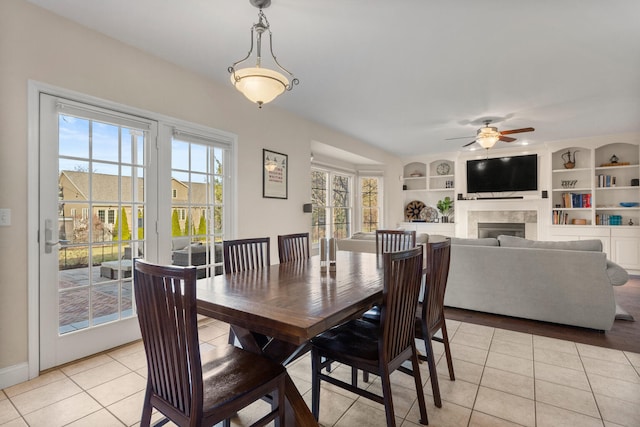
[360,177,380,232]
[311,169,352,242]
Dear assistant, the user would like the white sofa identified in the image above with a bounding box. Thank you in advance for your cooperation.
[336,231,431,253]
[444,235,629,331]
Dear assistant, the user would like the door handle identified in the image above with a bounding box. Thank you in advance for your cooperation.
[44,219,69,253]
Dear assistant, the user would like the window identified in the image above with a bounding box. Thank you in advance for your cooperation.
[360,177,381,232]
[311,168,353,243]
[97,209,105,223]
[172,189,177,198]
[107,209,115,224]
[171,129,230,278]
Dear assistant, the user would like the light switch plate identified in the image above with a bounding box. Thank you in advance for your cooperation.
[0,208,11,226]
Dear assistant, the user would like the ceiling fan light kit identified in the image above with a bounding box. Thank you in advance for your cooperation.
[458,119,535,150]
[476,125,501,149]
[228,0,299,108]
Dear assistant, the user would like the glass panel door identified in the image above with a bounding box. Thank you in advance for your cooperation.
[39,94,155,369]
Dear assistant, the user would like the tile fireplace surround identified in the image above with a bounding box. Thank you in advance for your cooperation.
[457,198,545,240]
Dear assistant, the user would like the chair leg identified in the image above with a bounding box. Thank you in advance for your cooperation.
[140,386,153,427]
[274,381,285,427]
[423,330,442,408]
[380,369,397,427]
[410,346,429,425]
[311,349,321,421]
[441,323,455,381]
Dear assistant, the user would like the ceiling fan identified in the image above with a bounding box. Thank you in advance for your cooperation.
[448,120,535,149]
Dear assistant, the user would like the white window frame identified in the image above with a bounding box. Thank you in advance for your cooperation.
[311,166,354,241]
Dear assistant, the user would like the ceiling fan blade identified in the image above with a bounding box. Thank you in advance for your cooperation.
[500,127,535,135]
[462,140,477,147]
[445,135,475,141]
[499,136,516,143]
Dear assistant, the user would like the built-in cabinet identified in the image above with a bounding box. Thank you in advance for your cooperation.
[402,160,455,222]
[551,143,640,226]
[549,142,640,271]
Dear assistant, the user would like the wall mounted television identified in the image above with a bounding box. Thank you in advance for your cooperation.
[466,154,538,193]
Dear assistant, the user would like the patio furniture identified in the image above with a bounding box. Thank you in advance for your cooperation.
[100,259,133,279]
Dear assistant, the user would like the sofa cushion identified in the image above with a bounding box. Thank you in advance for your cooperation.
[450,237,499,246]
[497,235,603,252]
[416,233,429,244]
[350,232,376,241]
[172,236,191,251]
[607,260,629,286]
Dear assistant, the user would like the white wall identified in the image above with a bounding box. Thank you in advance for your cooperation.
[0,0,403,380]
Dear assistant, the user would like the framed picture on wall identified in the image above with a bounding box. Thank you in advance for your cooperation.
[263,149,288,199]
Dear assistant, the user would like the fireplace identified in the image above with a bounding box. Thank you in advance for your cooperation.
[478,222,525,239]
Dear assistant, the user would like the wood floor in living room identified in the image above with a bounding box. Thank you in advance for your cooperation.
[445,276,640,354]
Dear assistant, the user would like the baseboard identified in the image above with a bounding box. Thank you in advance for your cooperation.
[0,362,29,390]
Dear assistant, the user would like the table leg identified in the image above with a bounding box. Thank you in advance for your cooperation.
[230,325,319,427]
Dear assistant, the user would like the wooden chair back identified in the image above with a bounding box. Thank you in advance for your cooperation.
[380,246,425,364]
[420,239,452,335]
[133,260,202,422]
[277,232,310,263]
[223,237,270,274]
[376,229,416,254]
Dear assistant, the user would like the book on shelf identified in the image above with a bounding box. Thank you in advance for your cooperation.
[561,192,592,208]
[597,174,617,188]
[552,209,569,225]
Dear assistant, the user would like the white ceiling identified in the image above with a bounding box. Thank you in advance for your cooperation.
[27,0,640,157]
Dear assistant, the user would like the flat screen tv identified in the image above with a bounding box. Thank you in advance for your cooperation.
[466,154,538,193]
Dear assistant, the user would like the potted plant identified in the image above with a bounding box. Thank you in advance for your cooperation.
[436,196,454,222]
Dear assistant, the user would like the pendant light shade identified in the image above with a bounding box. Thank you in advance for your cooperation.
[230,67,289,105]
[228,0,298,108]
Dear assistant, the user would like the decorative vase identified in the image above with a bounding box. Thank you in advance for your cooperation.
[561,150,578,169]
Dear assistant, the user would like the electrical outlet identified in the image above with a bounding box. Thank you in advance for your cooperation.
[0,208,11,226]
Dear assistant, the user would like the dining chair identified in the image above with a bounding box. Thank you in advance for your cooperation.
[133,259,286,427]
[277,231,332,370]
[310,246,428,427]
[222,237,271,346]
[361,229,417,323]
[223,237,270,274]
[375,229,417,254]
[415,238,454,408]
[277,232,310,263]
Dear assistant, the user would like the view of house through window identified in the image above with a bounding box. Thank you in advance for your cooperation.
[170,132,227,278]
[56,112,146,333]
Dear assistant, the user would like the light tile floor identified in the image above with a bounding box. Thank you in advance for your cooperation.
[2,318,639,427]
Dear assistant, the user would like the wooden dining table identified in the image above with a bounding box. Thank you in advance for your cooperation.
[196,251,385,426]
